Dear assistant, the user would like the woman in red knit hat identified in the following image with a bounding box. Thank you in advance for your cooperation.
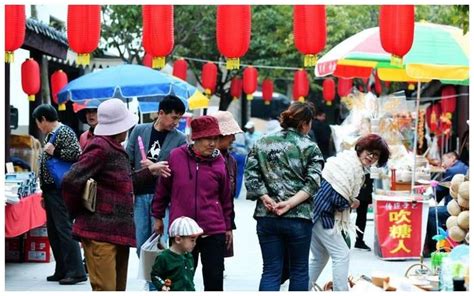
[152,115,232,291]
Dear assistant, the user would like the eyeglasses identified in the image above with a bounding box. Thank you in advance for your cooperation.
[366,151,380,160]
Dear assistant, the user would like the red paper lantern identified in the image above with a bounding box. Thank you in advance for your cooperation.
[5,5,25,63]
[201,62,218,96]
[293,5,326,67]
[322,78,335,106]
[142,5,174,69]
[230,77,242,100]
[293,69,309,102]
[262,79,273,105]
[243,66,258,101]
[173,59,187,81]
[67,5,101,66]
[216,5,251,70]
[440,86,457,135]
[21,58,40,101]
[426,103,441,134]
[51,70,69,111]
[337,78,353,98]
[142,52,153,68]
[379,5,415,66]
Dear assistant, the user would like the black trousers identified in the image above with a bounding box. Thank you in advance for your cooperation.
[355,199,371,243]
[43,188,86,278]
[192,233,225,291]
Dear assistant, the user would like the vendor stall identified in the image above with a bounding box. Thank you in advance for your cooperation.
[5,192,46,238]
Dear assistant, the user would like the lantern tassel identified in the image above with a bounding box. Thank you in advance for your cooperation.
[226,58,240,70]
[246,94,253,101]
[5,51,14,63]
[204,89,212,96]
[264,101,271,105]
[408,83,415,90]
[298,96,305,102]
[58,103,66,111]
[152,57,166,69]
[303,55,317,67]
[77,53,91,66]
[232,96,238,100]
[325,100,332,106]
[28,95,35,101]
[390,55,403,66]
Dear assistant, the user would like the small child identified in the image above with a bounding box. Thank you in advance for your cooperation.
[151,216,203,291]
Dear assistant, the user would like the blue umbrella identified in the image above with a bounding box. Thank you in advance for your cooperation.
[57,64,209,110]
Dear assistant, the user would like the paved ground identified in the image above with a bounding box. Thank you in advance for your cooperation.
[5,188,424,291]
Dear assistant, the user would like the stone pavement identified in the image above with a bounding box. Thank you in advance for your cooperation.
[5,192,424,292]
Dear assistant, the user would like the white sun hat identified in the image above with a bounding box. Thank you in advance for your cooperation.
[94,98,138,136]
[211,111,243,136]
[169,216,204,237]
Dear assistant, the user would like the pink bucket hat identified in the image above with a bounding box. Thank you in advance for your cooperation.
[211,111,243,136]
[191,115,221,140]
[94,99,138,136]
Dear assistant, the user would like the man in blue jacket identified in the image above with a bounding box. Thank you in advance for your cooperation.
[424,151,468,256]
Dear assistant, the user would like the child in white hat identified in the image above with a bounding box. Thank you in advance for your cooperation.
[151,216,203,291]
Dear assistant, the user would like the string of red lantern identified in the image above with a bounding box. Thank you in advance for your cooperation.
[201,62,218,96]
[5,5,26,63]
[322,78,335,105]
[67,5,101,66]
[51,70,69,111]
[216,5,251,70]
[293,5,326,68]
[439,86,457,135]
[21,58,40,101]
[337,78,353,98]
[379,5,415,66]
[142,5,174,69]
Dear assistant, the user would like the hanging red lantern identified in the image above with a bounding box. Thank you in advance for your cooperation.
[216,5,251,70]
[51,70,69,111]
[293,5,326,67]
[142,52,153,68]
[230,77,242,100]
[379,5,415,66]
[201,62,218,96]
[262,79,273,105]
[243,66,258,101]
[426,103,441,134]
[440,86,457,135]
[337,78,353,98]
[293,69,309,102]
[5,5,25,63]
[142,5,174,69]
[67,5,101,66]
[173,59,187,81]
[322,78,335,106]
[21,58,40,101]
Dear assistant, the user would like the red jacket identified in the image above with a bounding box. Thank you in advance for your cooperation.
[152,145,232,235]
[62,136,136,247]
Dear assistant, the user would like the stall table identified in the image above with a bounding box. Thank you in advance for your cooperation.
[5,192,46,238]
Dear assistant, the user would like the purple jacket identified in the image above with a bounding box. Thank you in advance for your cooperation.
[152,144,232,235]
[62,136,136,247]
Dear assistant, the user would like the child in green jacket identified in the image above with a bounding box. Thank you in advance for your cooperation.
[151,216,203,291]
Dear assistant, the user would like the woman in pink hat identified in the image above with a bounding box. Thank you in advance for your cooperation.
[152,115,232,291]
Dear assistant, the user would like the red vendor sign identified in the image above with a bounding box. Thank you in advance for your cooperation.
[375,197,428,259]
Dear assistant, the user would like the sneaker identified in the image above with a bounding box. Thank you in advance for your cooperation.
[354,241,371,251]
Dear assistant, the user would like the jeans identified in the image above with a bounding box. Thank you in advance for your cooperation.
[256,217,313,291]
[134,194,169,291]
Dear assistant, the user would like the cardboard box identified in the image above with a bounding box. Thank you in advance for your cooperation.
[24,237,51,263]
[5,238,23,262]
[28,225,48,238]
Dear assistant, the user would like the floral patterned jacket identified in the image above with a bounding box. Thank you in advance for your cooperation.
[245,128,324,221]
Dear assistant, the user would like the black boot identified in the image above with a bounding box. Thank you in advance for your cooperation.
[354,240,371,251]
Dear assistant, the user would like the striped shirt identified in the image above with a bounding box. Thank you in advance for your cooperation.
[312,179,350,229]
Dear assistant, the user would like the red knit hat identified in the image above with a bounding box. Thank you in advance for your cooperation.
[191,115,221,141]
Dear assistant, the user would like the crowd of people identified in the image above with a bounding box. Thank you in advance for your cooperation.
[34,97,465,292]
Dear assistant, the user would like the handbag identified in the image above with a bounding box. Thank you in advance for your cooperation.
[82,178,97,212]
[137,233,166,281]
[45,127,74,189]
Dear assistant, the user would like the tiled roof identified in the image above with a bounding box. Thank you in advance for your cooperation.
[26,18,68,46]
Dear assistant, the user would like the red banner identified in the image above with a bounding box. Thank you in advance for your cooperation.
[375,200,424,259]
